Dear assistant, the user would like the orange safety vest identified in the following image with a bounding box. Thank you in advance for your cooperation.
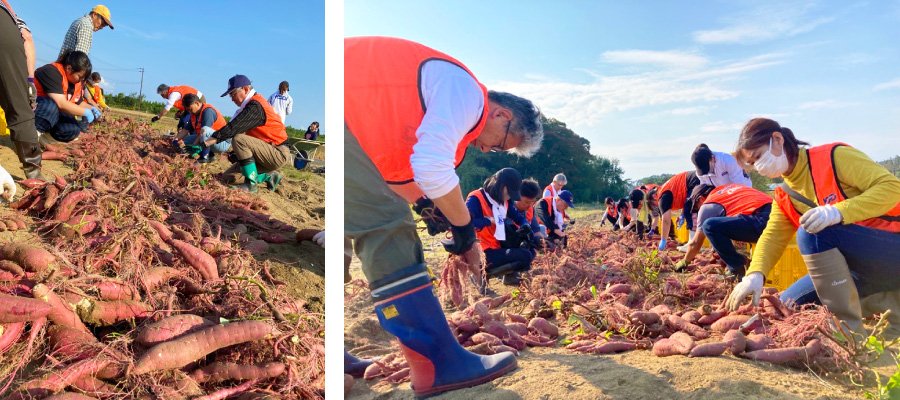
[606,205,618,219]
[166,85,199,111]
[344,36,489,186]
[244,93,287,145]
[468,189,506,251]
[544,184,558,198]
[190,103,227,133]
[659,171,690,211]
[774,143,900,233]
[35,63,82,104]
[704,184,773,217]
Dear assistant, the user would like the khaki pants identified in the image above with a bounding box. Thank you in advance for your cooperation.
[231,133,290,173]
[344,127,424,284]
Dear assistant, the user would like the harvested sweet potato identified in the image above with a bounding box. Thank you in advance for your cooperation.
[32,284,90,333]
[190,361,286,383]
[0,243,56,272]
[136,314,214,347]
[0,293,53,323]
[75,298,151,326]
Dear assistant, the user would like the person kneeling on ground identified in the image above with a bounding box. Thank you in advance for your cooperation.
[726,118,900,337]
[204,74,289,193]
[176,93,230,163]
[34,50,100,148]
[513,178,545,242]
[599,197,620,230]
[622,188,649,240]
[537,189,574,248]
[676,184,772,280]
[467,168,537,286]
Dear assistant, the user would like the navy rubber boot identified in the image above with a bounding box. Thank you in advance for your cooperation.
[372,264,517,398]
[344,350,373,378]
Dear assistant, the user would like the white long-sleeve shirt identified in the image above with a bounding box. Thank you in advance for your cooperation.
[164,90,204,112]
[698,151,753,188]
[268,92,293,123]
[409,60,485,199]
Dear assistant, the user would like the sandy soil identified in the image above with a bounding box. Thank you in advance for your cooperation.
[0,108,325,312]
[344,220,890,400]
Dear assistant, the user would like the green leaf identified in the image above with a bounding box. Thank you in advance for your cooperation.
[551,300,562,310]
[567,314,580,325]
[511,289,520,299]
[199,178,208,187]
[590,285,598,298]
[604,331,613,339]
[185,170,195,180]
[560,338,573,346]
[866,335,885,355]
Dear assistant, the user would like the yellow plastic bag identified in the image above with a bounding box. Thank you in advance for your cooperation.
[0,106,9,136]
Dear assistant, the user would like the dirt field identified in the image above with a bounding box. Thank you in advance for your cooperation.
[344,209,894,400]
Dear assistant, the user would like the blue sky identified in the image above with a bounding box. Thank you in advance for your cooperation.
[347,0,900,179]
[15,1,324,131]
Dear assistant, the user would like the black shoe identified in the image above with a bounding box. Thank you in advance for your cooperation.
[13,140,46,181]
[502,273,521,286]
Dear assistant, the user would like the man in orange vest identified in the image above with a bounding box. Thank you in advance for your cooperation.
[600,197,620,230]
[178,93,230,163]
[537,190,575,247]
[0,0,46,181]
[676,184,773,279]
[656,171,702,250]
[344,37,544,396]
[203,75,290,193]
[513,178,544,240]
[33,51,101,154]
[152,83,203,131]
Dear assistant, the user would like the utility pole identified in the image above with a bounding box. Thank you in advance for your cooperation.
[138,67,145,110]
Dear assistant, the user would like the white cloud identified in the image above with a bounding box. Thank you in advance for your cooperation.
[668,106,714,116]
[701,121,744,133]
[601,50,708,69]
[798,100,856,110]
[693,3,834,45]
[117,24,166,41]
[874,78,900,92]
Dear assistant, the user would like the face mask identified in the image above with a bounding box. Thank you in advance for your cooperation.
[754,137,789,178]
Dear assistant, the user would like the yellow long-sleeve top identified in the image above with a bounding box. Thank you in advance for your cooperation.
[748,145,900,277]
[86,84,107,109]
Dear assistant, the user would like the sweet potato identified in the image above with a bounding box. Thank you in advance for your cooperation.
[741,339,822,364]
[591,341,636,354]
[363,363,382,380]
[505,322,528,336]
[43,394,99,400]
[257,232,292,244]
[20,357,112,393]
[745,333,774,352]
[470,332,503,347]
[135,314,215,347]
[147,220,173,243]
[0,322,25,353]
[0,259,24,276]
[75,298,151,326]
[688,341,729,357]
[603,283,632,296]
[666,314,709,339]
[630,311,661,325]
[171,225,195,242]
[0,243,56,272]
[58,213,98,238]
[243,240,269,255]
[53,190,94,222]
[681,310,701,324]
[724,330,747,354]
[96,281,138,301]
[54,175,67,190]
[90,178,113,193]
[42,184,60,210]
[190,361,286,383]
[70,375,118,398]
[295,228,320,242]
[0,270,18,280]
[0,293,53,322]
[132,320,277,375]
[142,266,180,291]
[41,151,68,161]
[696,309,728,325]
[711,314,751,333]
[47,325,98,360]
[652,332,694,357]
[32,284,90,333]
[169,239,219,280]
[528,317,559,338]
[18,178,47,189]
[648,304,672,315]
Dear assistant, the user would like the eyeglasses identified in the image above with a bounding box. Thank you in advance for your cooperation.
[490,120,512,153]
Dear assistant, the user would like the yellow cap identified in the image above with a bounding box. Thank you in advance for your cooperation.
[91,5,114,29]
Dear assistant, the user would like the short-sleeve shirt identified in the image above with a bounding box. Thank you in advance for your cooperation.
[35,64,74,98]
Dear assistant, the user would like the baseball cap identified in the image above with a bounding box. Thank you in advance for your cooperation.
[558,190,575,208]
[221,74,252,97]
[92,5,114,29]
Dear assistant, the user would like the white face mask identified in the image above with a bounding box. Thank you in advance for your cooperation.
[754,137,789,178]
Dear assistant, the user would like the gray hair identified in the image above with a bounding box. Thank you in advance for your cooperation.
[553,173,567,184]
[488,90,543,157]
[156,84,169,95]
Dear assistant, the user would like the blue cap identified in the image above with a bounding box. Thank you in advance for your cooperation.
[221,74,252,97]
[558,190,575,208]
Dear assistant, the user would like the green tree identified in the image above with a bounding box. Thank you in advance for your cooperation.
[637,173,674,186]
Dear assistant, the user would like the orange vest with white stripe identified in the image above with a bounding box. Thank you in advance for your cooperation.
[468,189,504,250]
[606,204,618,219]
[774,143,900,233]
[705,184,772,217]
[35,63,82,104]
[345,37,489,188]
[190,104,227,133]
[166,85,199,111]
[245,93,287,145]
[660,171,690,211]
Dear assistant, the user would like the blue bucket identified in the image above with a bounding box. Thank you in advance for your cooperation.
[294,149,310,170]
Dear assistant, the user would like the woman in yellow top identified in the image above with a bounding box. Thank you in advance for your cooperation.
[726,118,900,334]
[83,72,108,111]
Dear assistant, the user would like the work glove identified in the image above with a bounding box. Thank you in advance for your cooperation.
[27,78,36,110]
[726,272,765,311]
[150,116,161,123]
[676,214,685,228]
[412,197,450,236]
[799,205,842,234]
[312,231,324,247]
[90,106,102,120]
[81,108,96,124]
[674,259,688,272]
[0,164,15,201]
[184,145,203,157]
[657,238,667,251]
[442,221,477,255]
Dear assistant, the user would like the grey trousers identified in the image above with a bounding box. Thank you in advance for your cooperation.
[0,11,38,144]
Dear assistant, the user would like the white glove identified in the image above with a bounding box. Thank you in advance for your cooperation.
[0,165,15,201]
[799,205,842,234]
[726,272,765,311]
[312,230,324,247]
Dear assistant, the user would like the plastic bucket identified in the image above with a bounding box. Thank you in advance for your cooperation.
[294,149,310,170]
